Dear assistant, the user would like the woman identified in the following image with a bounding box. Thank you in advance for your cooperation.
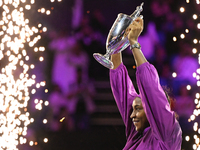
[110,17,182,149]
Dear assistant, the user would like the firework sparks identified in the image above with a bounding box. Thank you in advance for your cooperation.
[175,1,200,149]
[0,0,61,149]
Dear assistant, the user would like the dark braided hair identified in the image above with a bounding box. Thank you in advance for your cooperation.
[162,86,179,120]
[163,86,171,106]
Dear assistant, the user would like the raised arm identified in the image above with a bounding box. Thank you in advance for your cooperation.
[109,62,139,139]
[127,17,147,67]
[110,51,139,138]
[111,52,122,69]
[127,18,182,144]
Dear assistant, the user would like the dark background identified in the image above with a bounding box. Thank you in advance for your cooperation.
[13,0,199,149]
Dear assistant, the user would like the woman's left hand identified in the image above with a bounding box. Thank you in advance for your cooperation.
[127,17,144,45]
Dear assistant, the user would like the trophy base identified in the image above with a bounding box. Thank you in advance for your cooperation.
[93,53,114,69]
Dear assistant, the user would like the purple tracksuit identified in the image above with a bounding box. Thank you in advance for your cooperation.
[110,62,182,150]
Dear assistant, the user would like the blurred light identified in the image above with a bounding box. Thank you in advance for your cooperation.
[172,72,177,78]
[38,24,42,28]
[180,7,185,13]
[39,57,44,61]
[193,144,197,149]
[41,8,45,13]
[194,39,198,44]
[194,99,199,104]
[60,117,65,122]
[193,48,197,54]
[25,5,31,10]
[29,141,34,146]
[32,74,36,79]
[31,0,35,4]
[43,119,47,124]
[196,93,200,99]
[31,89,36,94]
[196,75,200,80]
[197,68,200,74]
[45,89,48,93]
[197,81,200,86]
[46,10,51,15]
[40,81,45,86]
[44,101,49,106]
[180,33,185,39]
[186,85,191,90]
[43,27,47,32]
[198,58,200,66]
[34,99,39,104]
[30,64,35,69]
[39,47,45,51]
[30,118,34,123]
[191,114,196,121]
[195,138,199,145]
[44,138,48,143]
[173,36,177,42]
[193,14,198,20]
[193,122,198,131]
[186,136,190,141]
[197,23,200,29]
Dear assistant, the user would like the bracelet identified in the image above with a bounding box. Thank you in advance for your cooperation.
[130,42,141,50]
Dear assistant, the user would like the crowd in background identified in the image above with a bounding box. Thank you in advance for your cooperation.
[23,0,200,149]
[45,0,200,133]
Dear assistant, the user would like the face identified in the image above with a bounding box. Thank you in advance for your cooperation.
[130,97,149,132]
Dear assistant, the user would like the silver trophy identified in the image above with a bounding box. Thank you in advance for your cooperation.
[93,2,144,69]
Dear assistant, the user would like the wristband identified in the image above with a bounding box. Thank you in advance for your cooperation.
[130,42,141,50]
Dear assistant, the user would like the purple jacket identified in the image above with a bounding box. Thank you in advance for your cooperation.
[110,62,182,150]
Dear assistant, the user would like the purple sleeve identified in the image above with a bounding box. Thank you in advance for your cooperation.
[136,62,182,141]
[110,63,140,137]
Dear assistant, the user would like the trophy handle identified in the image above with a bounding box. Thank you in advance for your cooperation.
[93,53,114,69]
[130,2,144,20]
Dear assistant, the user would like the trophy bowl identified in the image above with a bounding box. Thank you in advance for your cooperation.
[93,2,144,69]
